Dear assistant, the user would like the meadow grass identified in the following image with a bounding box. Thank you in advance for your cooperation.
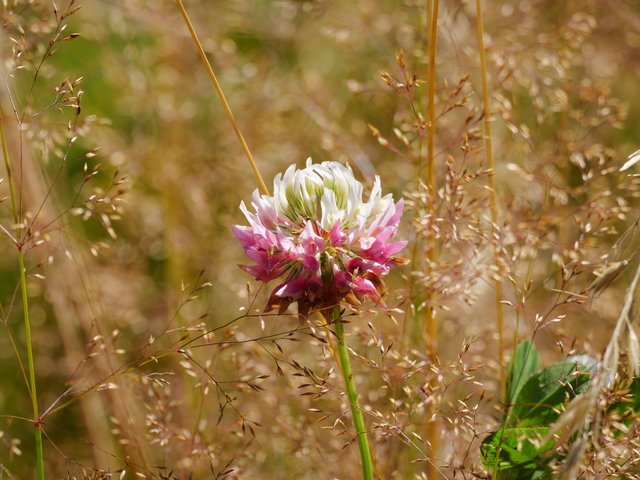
[0,1,639,478]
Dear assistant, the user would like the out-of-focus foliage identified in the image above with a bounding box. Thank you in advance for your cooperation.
[1,0,640,478]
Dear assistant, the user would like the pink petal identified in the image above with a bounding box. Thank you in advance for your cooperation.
[383,240,408,257]
[333,270,354,291]
[245,249,268,264]
[353,276,381,303]
[359,236,376,250]
[273,277,309,298]
[301,221,325,251]
[300,254,320,272]
[231,225,257,250]
[388,199,404,228]
[330,220,347,247]
[239,263,282,282]
[354,277,377,295]
[277,230,295,252]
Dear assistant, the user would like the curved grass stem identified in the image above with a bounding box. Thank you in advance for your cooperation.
[332,308,374,480]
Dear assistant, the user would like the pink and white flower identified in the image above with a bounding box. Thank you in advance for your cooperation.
[233,158,407,316]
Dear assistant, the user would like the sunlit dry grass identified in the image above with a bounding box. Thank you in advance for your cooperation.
[0,0,639,478]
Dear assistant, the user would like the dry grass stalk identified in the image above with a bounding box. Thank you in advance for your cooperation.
[174,0,269,196]
[423,0,439,358]
[475,0,506,395]
[424,1,440,478]
[1,1,639,477]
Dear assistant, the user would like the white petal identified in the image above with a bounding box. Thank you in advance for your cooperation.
[320,188,339,230]
[621,149,640,172]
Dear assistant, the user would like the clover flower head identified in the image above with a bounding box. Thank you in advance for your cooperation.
[232,158,407,316]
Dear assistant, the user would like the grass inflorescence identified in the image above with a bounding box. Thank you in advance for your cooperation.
[0,1,639,478]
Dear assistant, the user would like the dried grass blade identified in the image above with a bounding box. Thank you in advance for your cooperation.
[175,0,269,195]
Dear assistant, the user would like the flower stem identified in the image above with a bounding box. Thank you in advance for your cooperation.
[332,309,374,480]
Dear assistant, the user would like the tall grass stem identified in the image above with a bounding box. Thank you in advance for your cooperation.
[19,250,45,480]
[1,109,45,480]
[0,113,18,227]
[475,0,505,392]
[425,1,440,478]
[175,0,269,196]
[423,0,439,356]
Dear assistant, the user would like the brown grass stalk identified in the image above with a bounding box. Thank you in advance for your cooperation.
[425,0,440,477]
[175,0,269,196]
[422,0,439,356]
[475,0,505,393]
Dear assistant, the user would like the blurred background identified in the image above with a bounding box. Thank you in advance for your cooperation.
[0,0,639,477]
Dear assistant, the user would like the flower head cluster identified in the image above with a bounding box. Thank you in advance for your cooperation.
[232,159,407,316]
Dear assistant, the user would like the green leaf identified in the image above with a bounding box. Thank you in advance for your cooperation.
[627,377,640,409]
[610,377,640,422]
[484,358,592,477]
[508,362,590,427]
[481,426,553,479]
[505,340,540,406]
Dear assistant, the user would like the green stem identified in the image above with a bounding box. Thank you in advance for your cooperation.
[0,111,19,227]
[332,308,374,480]
[19,250,45,480]
[1,109,45,479]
